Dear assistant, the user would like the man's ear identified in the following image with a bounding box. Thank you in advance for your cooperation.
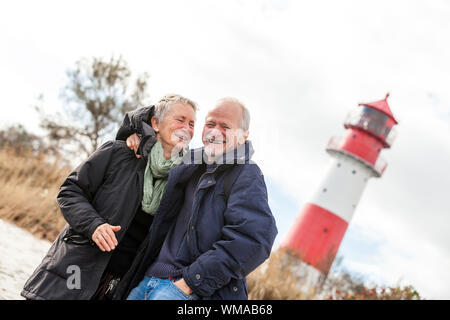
[151,116,160,133]
[238,129,249,145]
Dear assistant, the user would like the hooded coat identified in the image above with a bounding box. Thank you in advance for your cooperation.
[21,106,156,300]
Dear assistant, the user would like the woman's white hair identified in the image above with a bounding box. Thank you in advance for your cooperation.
[216,97,250,131]
[154,94,198,122]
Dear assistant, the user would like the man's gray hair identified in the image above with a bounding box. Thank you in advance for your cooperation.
[216,97,250,131]
[154,94,198,122]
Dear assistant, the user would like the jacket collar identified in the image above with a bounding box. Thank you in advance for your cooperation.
[183,140,254,166]
[137,106,157,160]
[168,140,254,186]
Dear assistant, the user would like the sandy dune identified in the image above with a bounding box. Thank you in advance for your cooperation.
[0,219,51,300]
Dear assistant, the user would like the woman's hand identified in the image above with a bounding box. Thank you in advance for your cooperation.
[126,133,142,158]
[92,223,121,252]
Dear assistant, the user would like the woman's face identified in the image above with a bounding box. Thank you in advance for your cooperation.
[151,102,196,156]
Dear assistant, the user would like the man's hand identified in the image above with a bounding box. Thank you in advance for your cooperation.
[126,133,142,158]
[174,278,193,295]
[92,223,121,252]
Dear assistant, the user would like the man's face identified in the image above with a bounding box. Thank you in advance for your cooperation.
[202,102,247,159]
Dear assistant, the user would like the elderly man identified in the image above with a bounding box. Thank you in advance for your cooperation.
[119,97,277,300]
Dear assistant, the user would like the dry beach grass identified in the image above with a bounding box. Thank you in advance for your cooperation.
[0,146,69,241]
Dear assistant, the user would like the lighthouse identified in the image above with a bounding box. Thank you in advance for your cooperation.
[281,93,398,281]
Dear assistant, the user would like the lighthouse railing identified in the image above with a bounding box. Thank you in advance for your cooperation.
[326,135,342,151]
[326,135,387,177]
[374,156,387,176]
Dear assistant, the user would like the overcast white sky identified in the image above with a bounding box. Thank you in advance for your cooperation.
[1,0,450,299]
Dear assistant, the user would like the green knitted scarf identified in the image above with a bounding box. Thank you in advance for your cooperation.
[141,140,183,215]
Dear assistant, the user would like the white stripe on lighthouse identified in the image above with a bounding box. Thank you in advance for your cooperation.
[309,153,373,223]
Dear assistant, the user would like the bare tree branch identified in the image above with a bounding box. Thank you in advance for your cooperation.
[38,55,150,158]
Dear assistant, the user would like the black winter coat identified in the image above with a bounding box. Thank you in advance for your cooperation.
[21,107,156,300]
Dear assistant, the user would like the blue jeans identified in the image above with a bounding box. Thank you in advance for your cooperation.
[127,276,199,300]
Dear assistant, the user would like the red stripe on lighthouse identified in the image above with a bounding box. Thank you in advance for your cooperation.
[281,203,349,274]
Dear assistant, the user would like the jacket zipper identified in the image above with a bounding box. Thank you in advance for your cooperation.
[186,165,221,244]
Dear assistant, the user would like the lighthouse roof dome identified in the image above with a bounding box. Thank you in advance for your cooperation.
[358,93,398,124]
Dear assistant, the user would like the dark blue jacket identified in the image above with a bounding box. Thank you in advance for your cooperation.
[127,141,278,299]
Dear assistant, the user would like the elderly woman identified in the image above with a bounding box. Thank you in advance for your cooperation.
[21,94,197,300]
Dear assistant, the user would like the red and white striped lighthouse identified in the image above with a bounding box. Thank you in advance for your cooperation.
[281,93,398,280]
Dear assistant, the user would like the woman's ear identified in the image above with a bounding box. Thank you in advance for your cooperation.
[151,116,160,133]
